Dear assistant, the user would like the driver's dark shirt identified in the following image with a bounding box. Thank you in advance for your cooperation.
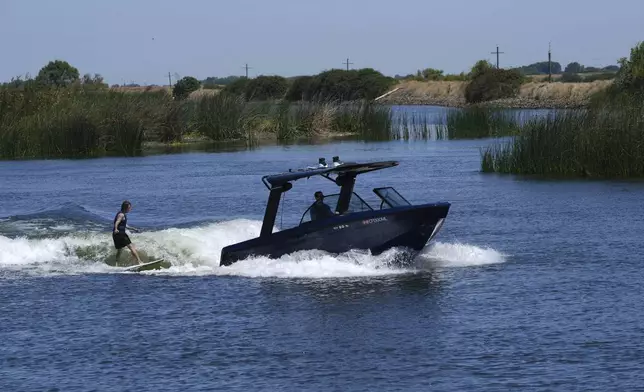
[310,201,334,221]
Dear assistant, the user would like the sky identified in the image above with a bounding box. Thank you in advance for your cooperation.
[1,0,643,85]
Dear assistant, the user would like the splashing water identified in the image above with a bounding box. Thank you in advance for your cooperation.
[0,219,507,279]
[417,241,507,268]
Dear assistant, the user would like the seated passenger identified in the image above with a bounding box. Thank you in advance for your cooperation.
[310,191,335,221]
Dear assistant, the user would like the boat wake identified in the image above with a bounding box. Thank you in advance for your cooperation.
[0,219,507,279]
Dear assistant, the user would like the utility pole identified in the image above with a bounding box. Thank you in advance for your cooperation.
[168,72,172,87]
[548,42,552,82]
[491,45,504,69]
[242,63,252,78]
[343,57,353,71]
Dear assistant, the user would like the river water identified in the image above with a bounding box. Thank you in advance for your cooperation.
[1,106,643,391]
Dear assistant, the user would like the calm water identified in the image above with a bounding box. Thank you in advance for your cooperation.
[1,107,644,391]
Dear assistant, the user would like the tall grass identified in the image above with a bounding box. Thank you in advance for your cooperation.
[192,93,252,141]
[481,95,644,178]
[445,106,519,139]
[0,88,169,158]
[390,106,520,140]
[332,101,392,140]
[0,87,397,159]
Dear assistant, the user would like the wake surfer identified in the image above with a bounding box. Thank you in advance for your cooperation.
[113,200,143,265]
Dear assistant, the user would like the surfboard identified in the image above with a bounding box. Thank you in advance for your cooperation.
[123,258,166,272]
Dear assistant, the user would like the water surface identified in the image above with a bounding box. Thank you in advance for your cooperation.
[1,112,643,390]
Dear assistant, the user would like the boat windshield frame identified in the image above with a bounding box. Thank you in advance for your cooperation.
[298,191,373,225]
[373,187,412,209]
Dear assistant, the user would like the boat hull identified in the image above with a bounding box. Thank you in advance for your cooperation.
[220,202,450,266]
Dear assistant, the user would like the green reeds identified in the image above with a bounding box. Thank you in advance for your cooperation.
[0,86,400,159]
[192,93,251,142]
[332,101,392,140]
[0,88,172,158]
[444,106,519,139]
[481,96,644,178]
[191,96,392,142]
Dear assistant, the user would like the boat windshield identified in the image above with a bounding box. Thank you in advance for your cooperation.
[373,187,412,209]
[299,192,373,225]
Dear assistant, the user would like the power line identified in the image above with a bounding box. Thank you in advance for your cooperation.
[491,45,504,69]
[343,58,353,71]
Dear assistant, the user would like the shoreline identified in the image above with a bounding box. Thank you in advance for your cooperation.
[112,79,611,109]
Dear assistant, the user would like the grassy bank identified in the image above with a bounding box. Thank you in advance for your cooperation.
[0,87,393,159]
[481,95,644,178]
[480,42,644,179]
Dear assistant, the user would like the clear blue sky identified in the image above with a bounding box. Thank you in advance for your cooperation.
[2,0,642,85]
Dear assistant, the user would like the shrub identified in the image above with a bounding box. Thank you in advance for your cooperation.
[244,75,289,101]
[613,41,644,93]
[172,76,201,100]
[284,68,394,102]
[35,60,80,87]
[221,77,250,97]
[465,68,524,103]
[560,72,583,83]
[285,76,315,101]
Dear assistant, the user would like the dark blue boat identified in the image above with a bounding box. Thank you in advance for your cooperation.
[220,157,450,266]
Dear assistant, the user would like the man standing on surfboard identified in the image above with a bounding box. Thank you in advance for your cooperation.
[113,200,143,265]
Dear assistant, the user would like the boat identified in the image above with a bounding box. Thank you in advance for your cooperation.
[220,157,450,266]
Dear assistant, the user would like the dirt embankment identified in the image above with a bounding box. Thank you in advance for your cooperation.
[111,79,613,109]
[378,80,613,108]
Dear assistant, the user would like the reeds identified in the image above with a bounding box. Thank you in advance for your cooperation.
[0,87,397,159]
[332,101,392,140]
[0,88,167,158]
[390,106,520,140]
[481,96,644,178]
[444,106,519,139]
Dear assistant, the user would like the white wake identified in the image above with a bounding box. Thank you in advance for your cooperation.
[0,220,507,278]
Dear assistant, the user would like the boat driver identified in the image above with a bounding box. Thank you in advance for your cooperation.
[310,191,335,221]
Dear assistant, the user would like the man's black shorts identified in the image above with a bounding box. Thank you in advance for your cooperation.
[112,232,131,250]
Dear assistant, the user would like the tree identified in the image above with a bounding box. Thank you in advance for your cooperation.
[465,67,524,103]
[36,60,80,87]
[564,62,585,74]
[469,60,494,79]
[515,61,562,75]
[202,76,242,88]
[221,77,250,97]
[244,75,288,100]
[81,73,108,89]
[284,76,315,101]
[172,76,201,100]
[420,68,444,80]
[613,41,644,92]
[283,68,393,102]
